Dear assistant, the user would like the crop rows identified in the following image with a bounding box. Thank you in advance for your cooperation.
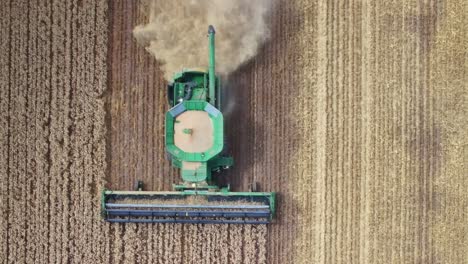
[1,0,109,263]
[1,0,466,263]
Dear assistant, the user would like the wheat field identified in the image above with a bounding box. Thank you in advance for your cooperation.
[1,0,466,263]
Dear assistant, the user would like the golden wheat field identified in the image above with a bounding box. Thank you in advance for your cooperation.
[1,0,466,263]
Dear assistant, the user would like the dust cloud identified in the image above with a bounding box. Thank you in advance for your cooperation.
[133,0,273,80]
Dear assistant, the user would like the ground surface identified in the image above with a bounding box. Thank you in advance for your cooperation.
[1,0,467,263]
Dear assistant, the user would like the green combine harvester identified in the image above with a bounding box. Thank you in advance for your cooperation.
[102,25,276,224]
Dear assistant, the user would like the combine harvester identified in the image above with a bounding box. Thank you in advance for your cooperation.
[102,26,276,224]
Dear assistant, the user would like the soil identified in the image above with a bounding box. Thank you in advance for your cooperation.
[1,0,466,263]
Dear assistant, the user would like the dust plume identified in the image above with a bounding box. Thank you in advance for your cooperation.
[133,0,273,80]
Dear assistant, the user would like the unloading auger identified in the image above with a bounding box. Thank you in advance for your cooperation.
[102,25,276,224]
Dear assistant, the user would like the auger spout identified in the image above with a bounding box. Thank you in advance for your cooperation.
[208,25,216,105]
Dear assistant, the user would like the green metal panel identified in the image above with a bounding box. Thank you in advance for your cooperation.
[171,158,182,168]
[217,77,221,109]
[182,162,208,182]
